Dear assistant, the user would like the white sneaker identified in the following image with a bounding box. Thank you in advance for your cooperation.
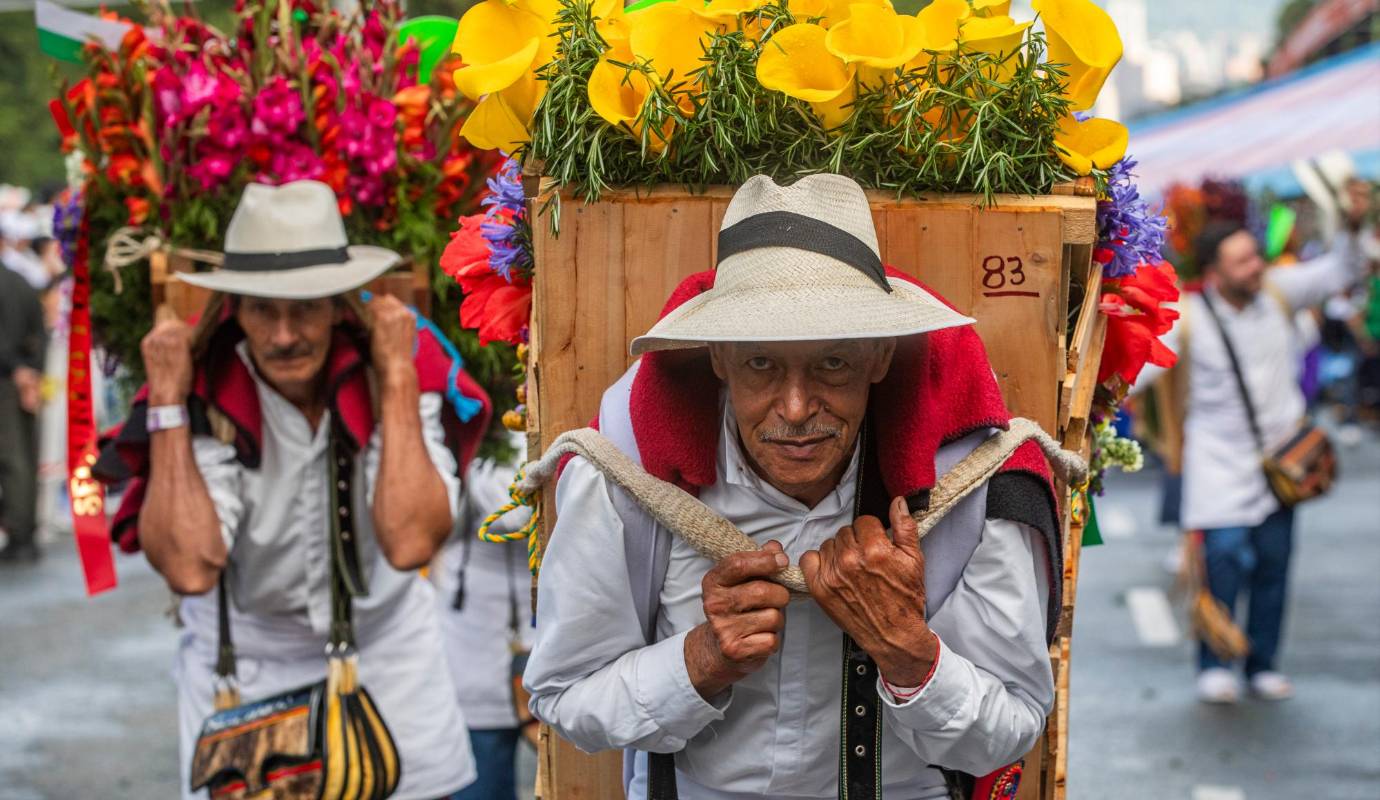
[1249,671,1295,701]
[1196,668,1240,704]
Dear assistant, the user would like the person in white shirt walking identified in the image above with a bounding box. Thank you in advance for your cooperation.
[1139,180,1372,704]
[524,175,1064,800]
[94,181,494,799]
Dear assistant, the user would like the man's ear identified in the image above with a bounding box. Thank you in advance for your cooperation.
[869,338,897,384]
[708,343,729,381]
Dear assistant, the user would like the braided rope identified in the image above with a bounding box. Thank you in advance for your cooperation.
[476,467,544,573]
[480,418,1087,593]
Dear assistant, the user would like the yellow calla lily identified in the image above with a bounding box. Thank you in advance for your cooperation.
[913,0,968,52]
[1032,0,1123,111]
[960,15,1032,57]
[1053,114,1128,175]
[627,3,720,86]
[588,57,654,126]
[757,23,855,103]
[592,0,631,56]
[459,91,531,153]
[971,0,1011,17]
[786,0,830,21]
[451,0,555,101]
[679,0,766,23]
[825,4,928,69]
[811,82,858,129]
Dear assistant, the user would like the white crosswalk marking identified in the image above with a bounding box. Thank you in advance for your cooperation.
[1192,786,1246,800]
[1126,586,1181,646]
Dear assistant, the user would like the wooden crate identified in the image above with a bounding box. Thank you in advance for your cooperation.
[526,183,1101,800]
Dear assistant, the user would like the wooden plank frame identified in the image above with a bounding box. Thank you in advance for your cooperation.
[526,184,1101,800]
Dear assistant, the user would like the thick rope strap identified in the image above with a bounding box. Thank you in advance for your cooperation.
[490,418,1086,595]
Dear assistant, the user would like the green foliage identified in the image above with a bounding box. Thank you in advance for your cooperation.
[529,0,1075,215]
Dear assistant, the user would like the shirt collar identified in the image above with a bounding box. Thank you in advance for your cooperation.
[235,341,331,449]
[717,392,860,517]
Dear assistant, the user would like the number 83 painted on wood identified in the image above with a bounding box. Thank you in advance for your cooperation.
[981,255,1038,298]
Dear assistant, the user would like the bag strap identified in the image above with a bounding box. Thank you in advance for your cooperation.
[1199,290,1267,455]
[212,426,365,687]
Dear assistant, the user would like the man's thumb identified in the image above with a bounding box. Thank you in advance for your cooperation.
[890,496,920,554]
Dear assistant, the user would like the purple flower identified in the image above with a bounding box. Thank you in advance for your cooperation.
[478,158,530,281]
[1096,158,1168,279]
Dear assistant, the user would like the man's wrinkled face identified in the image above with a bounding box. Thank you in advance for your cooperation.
[710,339,895,507]
[1212,230,1267,299]
[235,296,339,402]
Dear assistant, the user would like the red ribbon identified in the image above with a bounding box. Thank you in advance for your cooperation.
[67,209,117,595]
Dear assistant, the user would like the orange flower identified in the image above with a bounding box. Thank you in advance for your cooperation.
[124,196,150,225]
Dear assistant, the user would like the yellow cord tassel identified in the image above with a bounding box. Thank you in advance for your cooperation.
[476,467,544,575]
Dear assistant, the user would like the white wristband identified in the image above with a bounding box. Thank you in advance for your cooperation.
[146,403,189,432]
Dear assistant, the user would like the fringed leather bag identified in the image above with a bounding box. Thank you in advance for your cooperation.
[190,432,400,800]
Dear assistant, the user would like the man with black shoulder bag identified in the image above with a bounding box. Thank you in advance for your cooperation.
[93,181,493,799]
[1136,178,1373,704]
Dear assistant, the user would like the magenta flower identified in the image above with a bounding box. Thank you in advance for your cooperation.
[187,150,238,191]
[251,76,306,142]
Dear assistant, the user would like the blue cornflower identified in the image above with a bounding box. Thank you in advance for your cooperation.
[1097,158,1167,279]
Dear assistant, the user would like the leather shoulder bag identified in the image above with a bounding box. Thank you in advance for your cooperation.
[189,430,401,799]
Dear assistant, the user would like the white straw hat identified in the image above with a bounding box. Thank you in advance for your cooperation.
[175,180,399,299]
[630,174,974,356]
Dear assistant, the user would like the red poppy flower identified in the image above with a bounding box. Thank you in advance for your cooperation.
[441,214,532,346]
[1098,260,1180,385]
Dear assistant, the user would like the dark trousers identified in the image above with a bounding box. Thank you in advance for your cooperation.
[1199,507,1295,676]
[0,377,38,549]
[453,727,521,800]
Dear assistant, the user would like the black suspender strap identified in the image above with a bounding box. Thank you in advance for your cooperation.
[839,419,886,800]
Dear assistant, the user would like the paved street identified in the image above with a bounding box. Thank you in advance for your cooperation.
[2,436,1378,799]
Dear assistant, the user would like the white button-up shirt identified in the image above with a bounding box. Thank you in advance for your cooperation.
[175,343,474,800]
[525,401,1054,799]
[434,456,536,729]
[1139,233,1364,530]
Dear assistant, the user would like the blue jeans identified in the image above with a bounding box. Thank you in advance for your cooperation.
[1198,507,1295,676]
[453,728,521,800]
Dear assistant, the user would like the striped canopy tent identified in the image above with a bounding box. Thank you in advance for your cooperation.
[1128,43,1380,200]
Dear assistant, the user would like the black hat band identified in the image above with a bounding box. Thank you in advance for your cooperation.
[221,246,352,272]
[716,210,892,294]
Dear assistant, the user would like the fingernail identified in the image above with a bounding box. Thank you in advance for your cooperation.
[774,552,788,567]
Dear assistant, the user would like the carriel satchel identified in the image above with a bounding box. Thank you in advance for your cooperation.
[1201,290,1337,508]
[190,432,401,799]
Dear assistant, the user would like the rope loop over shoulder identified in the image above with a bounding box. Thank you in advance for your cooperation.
[484,419,1087,595]
[476,467,544,574]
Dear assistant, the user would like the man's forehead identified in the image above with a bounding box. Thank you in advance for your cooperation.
[722,340,875,357]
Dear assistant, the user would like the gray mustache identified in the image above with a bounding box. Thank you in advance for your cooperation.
[264,345,314,361]
[757,423,843,442]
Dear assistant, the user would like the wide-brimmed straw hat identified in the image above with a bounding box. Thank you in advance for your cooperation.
[630,174,974,356]
[176,180,399,299]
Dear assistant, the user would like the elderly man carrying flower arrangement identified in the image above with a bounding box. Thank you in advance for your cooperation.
[524,174,1071,800]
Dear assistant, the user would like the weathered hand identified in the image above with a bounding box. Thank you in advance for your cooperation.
[140,305,194,406]
[800,497,938,687]
[367,294,417,383]
[685,540,792,699]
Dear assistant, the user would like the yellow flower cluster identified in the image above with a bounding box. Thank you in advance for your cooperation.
[452,0,1129,176]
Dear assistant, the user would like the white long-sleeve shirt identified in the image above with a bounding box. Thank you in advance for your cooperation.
[434,456,536,730]
[176,343,474,800]
[524,404,1054,799]
[1137,233,1365,530]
